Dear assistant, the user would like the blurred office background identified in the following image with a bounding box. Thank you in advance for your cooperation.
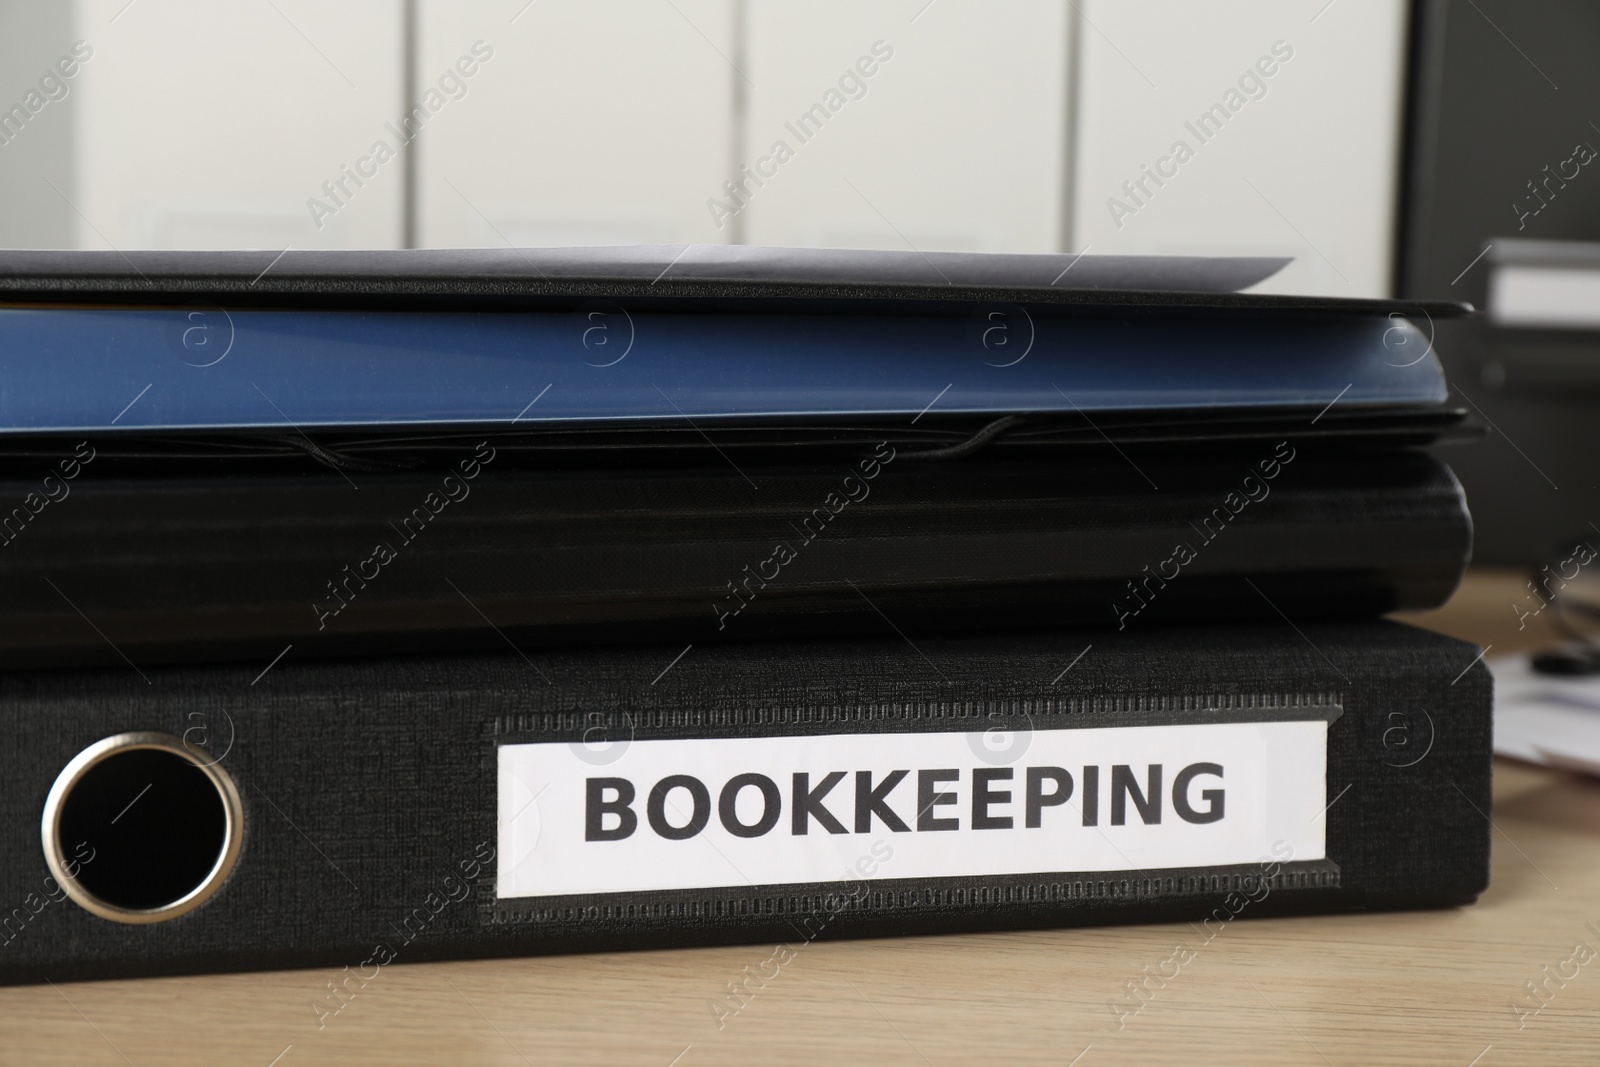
[0,0,1407,296]
[0,0,1597,563]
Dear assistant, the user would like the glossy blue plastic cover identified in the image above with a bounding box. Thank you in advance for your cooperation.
[0,306,1446,432]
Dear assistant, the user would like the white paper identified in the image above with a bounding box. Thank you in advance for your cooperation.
[1492,653,1600,770]
[3,246,1292,295]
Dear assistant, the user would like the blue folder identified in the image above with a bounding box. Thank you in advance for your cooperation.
[0,305,1445,434]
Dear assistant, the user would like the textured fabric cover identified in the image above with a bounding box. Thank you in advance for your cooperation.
[0,620,1490,985]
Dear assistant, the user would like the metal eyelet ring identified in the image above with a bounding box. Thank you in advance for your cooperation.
[41,731,243,924]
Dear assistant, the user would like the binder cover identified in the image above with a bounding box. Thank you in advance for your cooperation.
[0,443,1472,668]
[0,304,1448,433]
[0,246,1467,434]
[0,620,1490,985]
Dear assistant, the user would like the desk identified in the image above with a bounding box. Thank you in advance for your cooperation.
[3,568,1596,1065]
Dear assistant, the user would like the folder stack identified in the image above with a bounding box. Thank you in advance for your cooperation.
[0,246,1491,984]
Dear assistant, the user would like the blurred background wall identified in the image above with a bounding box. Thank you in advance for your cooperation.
[0,2,78,247]
[0,0,1411,298]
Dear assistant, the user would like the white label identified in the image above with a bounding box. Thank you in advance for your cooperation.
[497,721,1327,899]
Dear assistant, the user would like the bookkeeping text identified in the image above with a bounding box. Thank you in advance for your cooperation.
[499,720,1325,899]
[1111,439,1296,629]
[586,762,1225,842]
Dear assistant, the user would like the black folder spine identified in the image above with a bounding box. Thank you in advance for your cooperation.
[0,622,1489,985]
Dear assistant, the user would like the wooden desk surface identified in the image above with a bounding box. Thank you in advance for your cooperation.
[4,568,1597,1066]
